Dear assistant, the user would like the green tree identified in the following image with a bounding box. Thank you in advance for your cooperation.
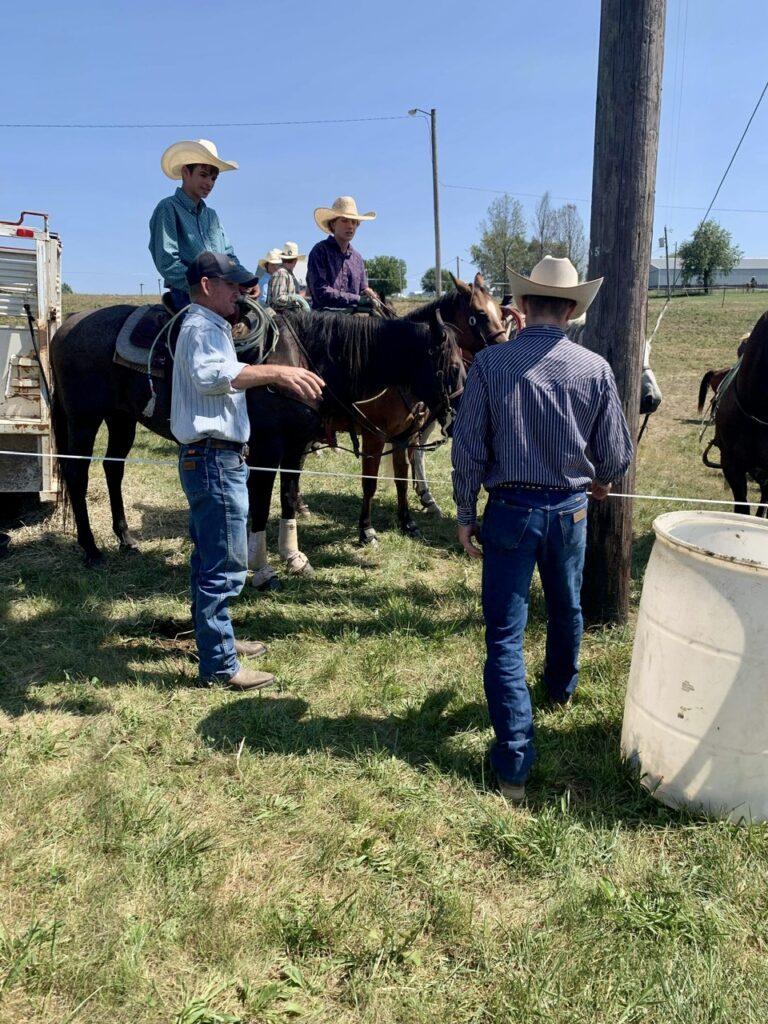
[553,203,587,276]
[469,194,528,295]
[420,267,455,294]
[364,255,406,299]
[530,191,558,263]
[62,282,73,294]
[678,221,742,293]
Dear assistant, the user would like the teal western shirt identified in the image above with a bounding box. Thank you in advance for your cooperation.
[148,187,241,290]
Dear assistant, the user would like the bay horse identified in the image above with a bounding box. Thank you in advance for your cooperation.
[49,304,464,567]
[702,310,768,515]
[697,334,752,415]
[341,274,508,548]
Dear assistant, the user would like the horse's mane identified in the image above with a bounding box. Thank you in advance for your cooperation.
[280,310,436,393]
[402,292,457,325]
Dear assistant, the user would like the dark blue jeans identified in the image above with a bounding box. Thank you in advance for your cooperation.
[481,488,588,785]
[178,445,249,680]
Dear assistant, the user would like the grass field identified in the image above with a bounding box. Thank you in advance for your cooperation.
[1,291,767,1022]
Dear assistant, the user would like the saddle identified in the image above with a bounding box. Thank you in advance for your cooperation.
[113,304,183,377]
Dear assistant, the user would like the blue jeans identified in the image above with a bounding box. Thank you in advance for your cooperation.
[178,445,249,680]
[481,488,588,785]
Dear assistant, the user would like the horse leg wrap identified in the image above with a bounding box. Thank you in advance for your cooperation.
[419,489,443,517]
[248,530,279,589]
[278,518,314,576]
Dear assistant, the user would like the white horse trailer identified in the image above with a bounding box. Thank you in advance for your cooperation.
[0,212,62,500]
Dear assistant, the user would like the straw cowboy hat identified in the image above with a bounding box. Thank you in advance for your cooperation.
[258,248,284,271]
[161,139,239,180]
[314,196,376,234]
[508,256,603,320]
[280,241,306,260]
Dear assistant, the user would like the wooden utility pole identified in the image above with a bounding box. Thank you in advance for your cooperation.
[582,0,666,624]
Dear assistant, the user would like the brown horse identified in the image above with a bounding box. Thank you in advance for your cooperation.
[696,334,752,415]
[697,367,731,415]
[340,274,507,546]
[703,311,768,515]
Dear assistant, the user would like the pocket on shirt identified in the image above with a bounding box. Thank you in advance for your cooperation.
[483,499,533,552]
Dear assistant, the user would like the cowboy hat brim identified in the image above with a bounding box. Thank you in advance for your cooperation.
[314,207,376,234]
[508,268,603,320]
[161,140,239,180]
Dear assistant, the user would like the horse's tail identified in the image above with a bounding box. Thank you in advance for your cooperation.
[49,374,73,523]
[697,370,715,414]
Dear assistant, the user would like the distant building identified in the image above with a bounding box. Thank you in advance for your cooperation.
[649,258,768,290]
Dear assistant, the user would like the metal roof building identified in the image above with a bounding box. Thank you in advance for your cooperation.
[649,258,768,289]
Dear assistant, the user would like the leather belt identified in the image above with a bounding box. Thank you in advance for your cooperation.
[493,482,578,493]
[184,438,249,457]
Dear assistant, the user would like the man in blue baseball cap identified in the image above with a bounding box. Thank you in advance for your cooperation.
[171,252,325,690]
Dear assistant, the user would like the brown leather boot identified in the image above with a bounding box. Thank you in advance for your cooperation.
[234,639,268,658]
[225,668,277,691]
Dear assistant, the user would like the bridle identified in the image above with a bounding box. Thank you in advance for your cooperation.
[464,284,508,348]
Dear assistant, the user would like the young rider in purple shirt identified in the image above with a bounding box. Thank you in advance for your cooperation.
[306,196,378,309]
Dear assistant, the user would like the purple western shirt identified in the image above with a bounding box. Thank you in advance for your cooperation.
[306,235,368,308]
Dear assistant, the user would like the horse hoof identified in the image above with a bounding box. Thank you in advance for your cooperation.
[360,528,378,547]
[85,553,106,570]
[284,552,314,576]
[403,523,425,542]
[251,565,281,591]
[424,500,443,517]
[119,542,140,555]
[254,574,282,593]
[296,504,311,519]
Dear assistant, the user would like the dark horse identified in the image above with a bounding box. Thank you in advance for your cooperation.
[702,310,768,515]
[49,304,464,567]
[325,274,507,548]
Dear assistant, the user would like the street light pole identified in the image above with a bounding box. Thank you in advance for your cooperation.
[409,107,442,298]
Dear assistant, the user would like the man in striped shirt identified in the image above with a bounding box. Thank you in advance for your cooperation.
[172,252,324,690]
[451,257,633,803]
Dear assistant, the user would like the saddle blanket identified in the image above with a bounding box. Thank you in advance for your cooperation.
[114,304,181,376]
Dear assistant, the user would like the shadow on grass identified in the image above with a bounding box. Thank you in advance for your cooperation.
[197,687,680,829]
[198,686,490,782]
[0,528,200,715]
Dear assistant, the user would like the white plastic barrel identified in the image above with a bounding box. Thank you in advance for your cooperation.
[622,510,768,822]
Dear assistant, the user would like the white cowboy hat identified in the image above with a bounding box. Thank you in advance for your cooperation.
[314,196,376,234]
[161,139,239,180]
[280,241,306,260]
[258,248,284,271]
[508,256,603,319]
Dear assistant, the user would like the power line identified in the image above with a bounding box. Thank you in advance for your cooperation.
[699,76,768,226]
[0,115,409,129]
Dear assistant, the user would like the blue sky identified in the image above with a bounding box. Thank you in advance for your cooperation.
[4,0,767,294]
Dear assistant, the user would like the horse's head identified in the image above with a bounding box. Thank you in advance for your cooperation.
[409,311,466,430]
[449,272,508,352]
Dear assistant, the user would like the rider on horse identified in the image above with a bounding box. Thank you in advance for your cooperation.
[149,139,244,313]
[306,196,378,310]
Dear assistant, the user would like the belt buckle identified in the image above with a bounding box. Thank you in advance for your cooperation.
[242,444,249,459]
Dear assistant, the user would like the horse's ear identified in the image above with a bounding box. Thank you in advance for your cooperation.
[474,272,489,294]
[453,274,471,296]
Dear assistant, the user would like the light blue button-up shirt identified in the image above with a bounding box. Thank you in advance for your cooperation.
[149,188,241,290]
[170,304,250,444]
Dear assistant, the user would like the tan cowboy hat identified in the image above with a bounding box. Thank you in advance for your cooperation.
[258,248,284,271]
[508,256,603,319]
[280,241,306,260]
[161,139,239,180]
[314,196,376,234]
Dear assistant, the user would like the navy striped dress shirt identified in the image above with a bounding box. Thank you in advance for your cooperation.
[451,324,633,525]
